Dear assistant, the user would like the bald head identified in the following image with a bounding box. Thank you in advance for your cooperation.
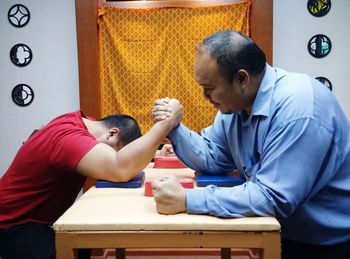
[197,30,266,83]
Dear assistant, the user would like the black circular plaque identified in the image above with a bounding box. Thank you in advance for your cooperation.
[10,43,33,67]
[316,76,332,91]
[8,4,31,28]
[12,84,35,106]
[307,34,332,58]
[307,0,331,17]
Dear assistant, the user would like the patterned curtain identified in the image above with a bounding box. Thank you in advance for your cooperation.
[98,1,250,133]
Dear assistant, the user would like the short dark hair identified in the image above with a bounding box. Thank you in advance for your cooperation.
[198,30,266,82]
[99,114,142,146]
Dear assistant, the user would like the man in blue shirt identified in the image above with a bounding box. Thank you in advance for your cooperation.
[151,30,350,259]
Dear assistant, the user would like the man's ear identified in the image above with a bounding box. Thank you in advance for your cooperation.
[236,69,250,89]
[108,127,124,151]
[108,127,120,137]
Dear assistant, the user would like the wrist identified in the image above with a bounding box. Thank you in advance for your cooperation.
[156,119,174,131]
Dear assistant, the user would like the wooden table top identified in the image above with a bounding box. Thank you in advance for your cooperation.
[53,166,280,232]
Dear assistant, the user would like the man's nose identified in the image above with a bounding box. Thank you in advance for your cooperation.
[203,91,210,100]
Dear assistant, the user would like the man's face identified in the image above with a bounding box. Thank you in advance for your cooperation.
[194,51,247,114]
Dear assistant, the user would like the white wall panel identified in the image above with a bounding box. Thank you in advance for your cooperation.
[274,0,350,118]
[0,0,79,176]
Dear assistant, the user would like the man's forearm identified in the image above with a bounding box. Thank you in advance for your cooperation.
[115,120,174,180]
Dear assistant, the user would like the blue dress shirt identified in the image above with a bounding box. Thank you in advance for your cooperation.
[168,64,350,245]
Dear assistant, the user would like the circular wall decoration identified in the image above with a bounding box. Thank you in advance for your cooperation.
[8,4,31,28]
[10,43,33,67]
[316,76,332,91]
[12,84,35,106]
[307,34,332,58]
[307,0,331,17]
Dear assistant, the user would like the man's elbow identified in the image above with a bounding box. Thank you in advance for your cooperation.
[107,167,136,182]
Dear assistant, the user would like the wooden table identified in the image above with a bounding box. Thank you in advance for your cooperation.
[53,166,281,259]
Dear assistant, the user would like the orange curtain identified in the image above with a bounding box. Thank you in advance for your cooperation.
[98,1,250,133]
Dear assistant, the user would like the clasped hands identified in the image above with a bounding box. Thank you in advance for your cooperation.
[151,97,183,129]
[151,97,187,215]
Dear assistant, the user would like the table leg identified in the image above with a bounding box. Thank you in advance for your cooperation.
[56,234,78,259]
[221,248,231,259]
[262,233,281,259]
[115,248,126,259]
[56,247,77,259]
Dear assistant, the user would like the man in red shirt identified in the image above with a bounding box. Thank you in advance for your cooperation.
[0,101,180,259]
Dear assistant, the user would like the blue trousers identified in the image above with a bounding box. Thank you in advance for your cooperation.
[0,223,90,259]
[282,237,350,259]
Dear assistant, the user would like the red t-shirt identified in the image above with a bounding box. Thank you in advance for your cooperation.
[0,111,98,229]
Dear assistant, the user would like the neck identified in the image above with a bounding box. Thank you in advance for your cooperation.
[243,68,266,116]
[244,107,252,116]
[82,118,106,139]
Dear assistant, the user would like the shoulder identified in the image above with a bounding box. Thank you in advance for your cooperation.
[42,111,98,160]
[270,71,348,135]
[270,71,314,125]
[274,71,313,108]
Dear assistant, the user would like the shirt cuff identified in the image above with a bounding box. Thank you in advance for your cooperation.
[167,123,185,142]
[186,189,208,214]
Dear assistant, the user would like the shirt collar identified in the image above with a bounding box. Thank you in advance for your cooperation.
[250,64,278,117]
